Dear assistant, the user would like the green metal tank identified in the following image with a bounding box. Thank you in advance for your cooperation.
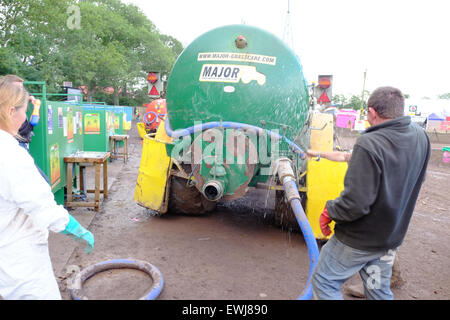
[166,24,309,141]
[163,24,310,206]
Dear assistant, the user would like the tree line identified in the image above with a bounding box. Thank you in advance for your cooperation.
[0,0,183,106]
[333,91,450,110]
[331,92,370,110]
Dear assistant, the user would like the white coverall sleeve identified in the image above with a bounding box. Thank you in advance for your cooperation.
[0,148,69,233]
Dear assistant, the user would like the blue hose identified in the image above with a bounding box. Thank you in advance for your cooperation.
[144,111,158,125]
[70,258,164,300]
[164,116,319,300]
[145,112,167,126]
[70,117,317,300]
[283,180,320,300]
[164,117,306,159]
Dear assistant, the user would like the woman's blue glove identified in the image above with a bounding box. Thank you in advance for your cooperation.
[61,215,95,254]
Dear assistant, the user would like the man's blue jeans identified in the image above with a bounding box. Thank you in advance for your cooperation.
[311,235,397,300]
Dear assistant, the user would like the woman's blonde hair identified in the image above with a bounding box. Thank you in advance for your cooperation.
[2,74,24,84]
[0,75,30,134]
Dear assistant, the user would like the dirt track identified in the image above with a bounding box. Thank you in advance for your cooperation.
[49,122,450,300]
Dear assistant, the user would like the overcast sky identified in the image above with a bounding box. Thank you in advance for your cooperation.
[124,0,450,99]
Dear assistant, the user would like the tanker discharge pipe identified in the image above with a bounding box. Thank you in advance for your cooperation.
[276,158,320,300]
[202,180,224,201]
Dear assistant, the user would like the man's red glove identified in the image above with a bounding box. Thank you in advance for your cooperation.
[319,207,332,237]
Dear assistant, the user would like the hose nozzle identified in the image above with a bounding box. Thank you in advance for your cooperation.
[202,180,223,201]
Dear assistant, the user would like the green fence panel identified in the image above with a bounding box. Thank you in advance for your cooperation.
[82,105,115,153]
[27,100,84,205]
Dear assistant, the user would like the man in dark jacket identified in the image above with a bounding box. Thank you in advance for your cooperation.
[311,86,430,300]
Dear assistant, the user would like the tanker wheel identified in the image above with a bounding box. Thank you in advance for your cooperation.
[274,190,306,232]
[168,176,216,215]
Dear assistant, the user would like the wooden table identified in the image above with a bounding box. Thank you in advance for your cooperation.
[64,151,110,211]
[110,134,129,163]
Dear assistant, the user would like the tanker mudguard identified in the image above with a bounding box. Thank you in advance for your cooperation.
[134,119,173,213]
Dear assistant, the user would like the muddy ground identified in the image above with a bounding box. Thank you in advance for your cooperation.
[49,122,450,300]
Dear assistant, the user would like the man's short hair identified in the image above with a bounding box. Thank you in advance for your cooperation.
[367,86,405,119]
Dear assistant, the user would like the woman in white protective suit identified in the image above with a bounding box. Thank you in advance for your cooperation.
[0,76,94,300]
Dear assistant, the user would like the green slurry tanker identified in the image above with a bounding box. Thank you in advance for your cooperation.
[134,23,347,242]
